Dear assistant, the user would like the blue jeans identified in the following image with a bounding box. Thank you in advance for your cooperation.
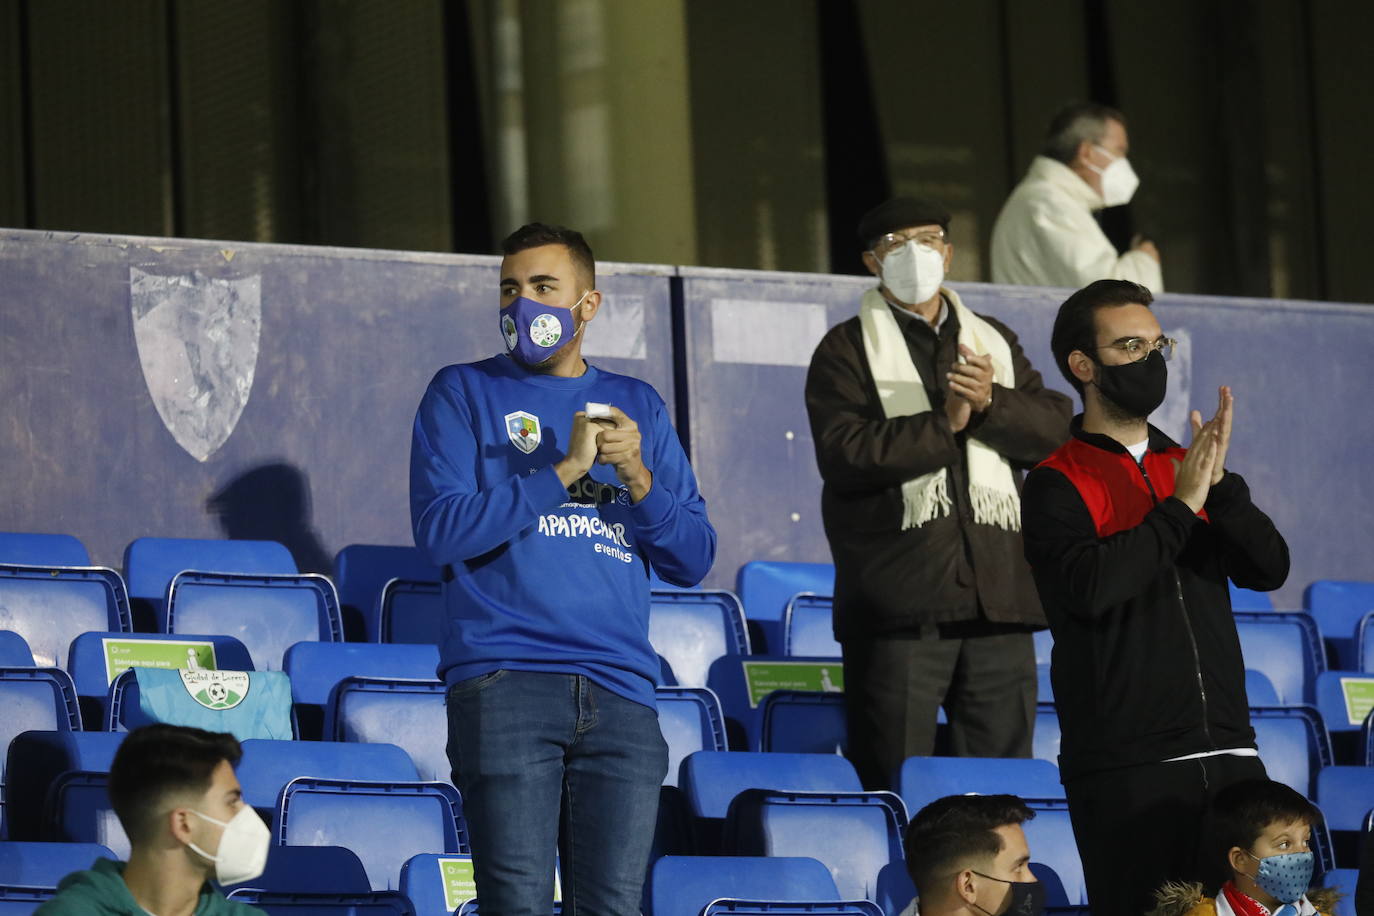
[446,670,668,916]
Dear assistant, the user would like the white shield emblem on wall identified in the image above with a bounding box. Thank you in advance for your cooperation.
[130,267,262,462]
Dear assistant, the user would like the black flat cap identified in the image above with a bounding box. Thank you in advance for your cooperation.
[857,197,951,246]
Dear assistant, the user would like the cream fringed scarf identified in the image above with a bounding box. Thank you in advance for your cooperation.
[858,286,1021,531]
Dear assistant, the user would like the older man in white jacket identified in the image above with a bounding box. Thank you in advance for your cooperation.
[991,103,1163,292]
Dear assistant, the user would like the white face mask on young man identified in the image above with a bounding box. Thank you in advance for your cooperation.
[186,805,270,885]
[1087,144,1140,207]
[877,240,945,306]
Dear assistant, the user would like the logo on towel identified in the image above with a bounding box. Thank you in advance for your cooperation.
[505,410,542,454]
[180,670,250,710]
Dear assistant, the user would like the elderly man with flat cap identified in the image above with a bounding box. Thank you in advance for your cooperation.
[805,197,1072,788]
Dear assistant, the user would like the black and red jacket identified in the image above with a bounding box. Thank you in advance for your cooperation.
[1020,417,1289,781]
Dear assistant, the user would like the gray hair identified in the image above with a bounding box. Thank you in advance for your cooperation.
[1042,102,1127,165]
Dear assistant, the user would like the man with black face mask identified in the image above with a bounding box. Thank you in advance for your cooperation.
[1020,279,1290,916]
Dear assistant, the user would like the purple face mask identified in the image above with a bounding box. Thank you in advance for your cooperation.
[500,291,588,366]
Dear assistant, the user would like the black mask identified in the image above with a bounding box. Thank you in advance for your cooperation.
[1092,349,1167,418]
[970,871,1046,916]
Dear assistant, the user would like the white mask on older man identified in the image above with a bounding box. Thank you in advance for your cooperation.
[878,240,945,306]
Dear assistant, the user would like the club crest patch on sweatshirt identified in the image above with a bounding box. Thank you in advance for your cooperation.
[505,410,541,454]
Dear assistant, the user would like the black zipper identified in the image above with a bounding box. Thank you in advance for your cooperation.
[1137,457,1216,747]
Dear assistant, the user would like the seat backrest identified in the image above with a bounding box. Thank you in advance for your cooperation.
[1316,868,1358,916]
[1033,629,1054,666]
[0,565,131,668]
[725,790,907,903]
[223,844,372,895]
[401,853,475,916]
[1305,580,1374,670]
[1246,668,1281,706]
[225,889,418,914]
[378,579,445,645]
[236,740,418,812]
[0,533,89,568]
[0,840,116,887]
[760,691,846,755]
[123,537,297,601]
[0,885,55,911]
[0,669,81,812]
[1036,664,1054,703]
[783,594,840,658]
[0,633,33,667]
[333,545,441,642]
[657,687,729,786]
[1261,705,1331,781]
[648,855,840,916]
[1314,671,1374,734]
[1316,766,1374,832]
[680,751,862,820]
[43,771,130,859]
[1023,801,1087,906]
[701,899,884,916]
[1230,581,1275,612]
[328,677,449,782]
[1032,703,1061,765]
[707,655,847,752]
[1235,612,1325,705]
[168,572,342,671]
[650,590,749,688]
[285,642,440,707]
[896,757,1063,818]
[736,562,836,627]
[3,732,125,842]
[276,778,466,892]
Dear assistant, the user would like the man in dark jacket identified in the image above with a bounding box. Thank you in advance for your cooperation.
[805,197,1072,790]
[1021,278,1290,916]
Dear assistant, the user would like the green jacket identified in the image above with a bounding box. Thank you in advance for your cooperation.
[35,858,260,915]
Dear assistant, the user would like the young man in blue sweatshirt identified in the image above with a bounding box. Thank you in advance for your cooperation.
[410,222,716,915]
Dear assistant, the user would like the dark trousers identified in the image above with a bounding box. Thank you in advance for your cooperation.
[841,631,1036,791]
[1064,754,1267,916]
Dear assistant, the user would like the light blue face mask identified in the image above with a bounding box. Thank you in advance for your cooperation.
[1245,849,1313,910]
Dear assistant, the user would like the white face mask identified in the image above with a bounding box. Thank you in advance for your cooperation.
[1087,145,1139,207]
[877,240,945,305]
[187,806,270,885]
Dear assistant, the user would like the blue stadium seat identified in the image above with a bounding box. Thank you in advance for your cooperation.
[1305,580,1374,670]
[0,634,33,668]
[874,860,916,916]
[3,732,125,841]
[123,536,298,631]
[0,668,81,838]
[658,687,728,786]
[1315,766,1374,833]
[0,840,116,888]
[167,571,343,672]
[401,852,563,915]
[68,630,254,727]
[725,790,906,903]
[43,770,130,859]
[1037,664,1054,703]
[0,564,131,668]
[274,777,467,892]
[0,533,89,568]
[1235,612,1325,705]
[647,855,841,916]
[333,545,442,642]
[1032,703,1061,765]
[236,739,418,813]
[1356,613,1374,674]
[378,579,444,645]
[736,562,835,655]
[1033,629,1053,666]
[1251,705,1332,798]
[679,752,861,853]
[1230,581,1275,612]
[327,677,448,783]
[650,590,750,688]
[284,642,439,740]
[760,691,846,754]
[701,900,883,916]
[1314,671,1373,748]
[895,756,1064,819]
[1317,868,1358,916]
[782,594,840,658]
[1022,802,1087,906]
[0,885,53,912]
[225,889,417,914]
[707,654,845,751]
[223,844,372,895]
[1246,668,1281,706]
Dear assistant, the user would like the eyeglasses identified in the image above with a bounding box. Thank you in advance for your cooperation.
[1097,336,1177,362]
[872,230,946,257]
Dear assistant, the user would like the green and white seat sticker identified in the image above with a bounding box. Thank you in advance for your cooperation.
[741,660,844,707]
[1339,676,1374,726]
[101,638,218,685]
[437,857,561,911]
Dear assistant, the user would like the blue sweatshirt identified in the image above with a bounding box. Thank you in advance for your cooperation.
[410,355,716,708]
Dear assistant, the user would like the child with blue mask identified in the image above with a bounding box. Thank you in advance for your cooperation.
[1150,780,1335,916]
